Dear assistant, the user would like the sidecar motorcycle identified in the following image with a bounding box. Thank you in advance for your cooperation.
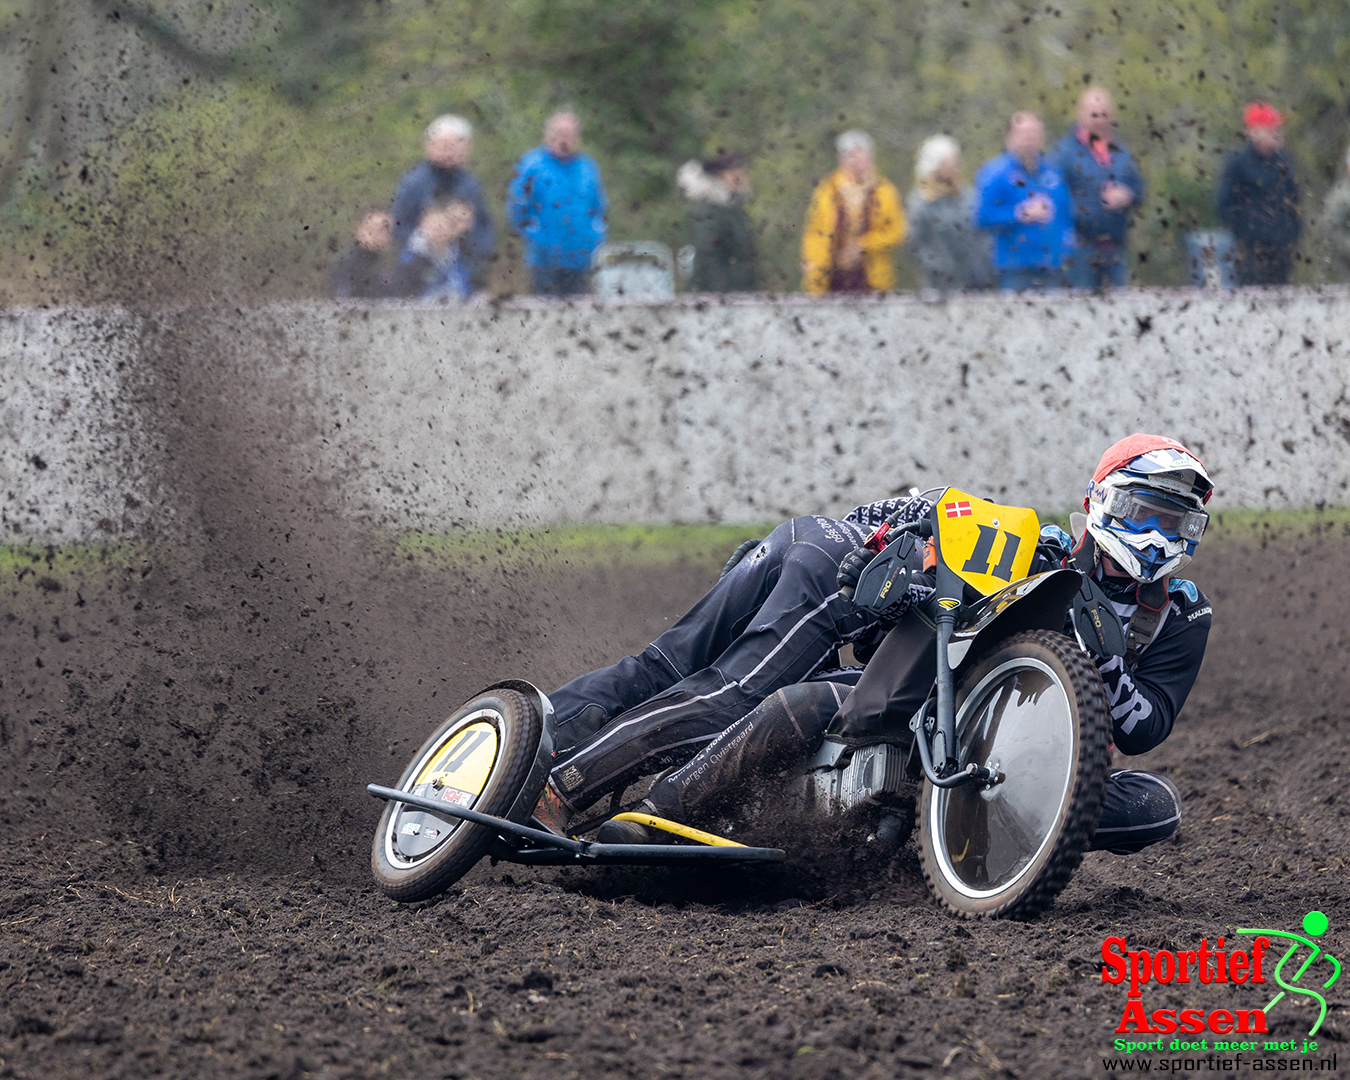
[368,488,1116,919]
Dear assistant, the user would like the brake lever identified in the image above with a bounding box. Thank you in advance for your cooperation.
[864,514,932,554]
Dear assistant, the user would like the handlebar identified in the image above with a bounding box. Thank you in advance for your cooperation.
[863,513,933,553]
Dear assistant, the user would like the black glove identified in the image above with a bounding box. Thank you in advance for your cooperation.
[836,546,879,602]
[719,538,762,580]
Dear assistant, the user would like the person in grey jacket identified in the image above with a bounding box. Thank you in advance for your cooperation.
[1318,145,1350,282]
[904,135,993,291]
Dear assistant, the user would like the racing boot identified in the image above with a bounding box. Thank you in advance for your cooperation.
[596,798,665,844]
[531,778,577,837]
[596,818,653,844]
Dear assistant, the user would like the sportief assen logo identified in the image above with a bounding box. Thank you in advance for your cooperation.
[1103,911,1341,1050]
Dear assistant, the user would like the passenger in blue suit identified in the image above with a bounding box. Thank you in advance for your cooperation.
[506,109,609,297]
[973,112,1074,290]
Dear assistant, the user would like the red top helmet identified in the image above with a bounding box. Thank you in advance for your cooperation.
[1084,435,1214,583]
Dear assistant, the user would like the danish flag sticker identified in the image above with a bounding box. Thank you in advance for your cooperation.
[944,501,973,518]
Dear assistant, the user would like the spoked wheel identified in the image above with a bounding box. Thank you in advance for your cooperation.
[371,687,546,903]
[919,630,1110,919]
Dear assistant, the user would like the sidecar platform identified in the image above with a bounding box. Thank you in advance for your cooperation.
[366,784,785,867]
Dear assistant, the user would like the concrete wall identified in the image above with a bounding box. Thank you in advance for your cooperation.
[0,310,170,541]
[4,290,1350,543]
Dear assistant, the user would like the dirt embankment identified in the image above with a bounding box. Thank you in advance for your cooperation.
[1,518,1348,1079]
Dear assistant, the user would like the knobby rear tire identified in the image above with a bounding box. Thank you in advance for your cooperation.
[918,629,1111,920]
[371,688,542,903]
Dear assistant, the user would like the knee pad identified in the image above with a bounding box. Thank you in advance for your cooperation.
[554,703,609,754]
[772,681,850,745]
[1132,771,1182,833]
[1090,769,1182,855]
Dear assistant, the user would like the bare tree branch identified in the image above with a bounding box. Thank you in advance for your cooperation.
[0,3,61,204]
[85,0,238,76]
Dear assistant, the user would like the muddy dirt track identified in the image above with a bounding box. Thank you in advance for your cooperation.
[2,516,1348,1080]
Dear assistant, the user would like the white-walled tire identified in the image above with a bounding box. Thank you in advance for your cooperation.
[919,630,1110,919]
[372,688,543,903]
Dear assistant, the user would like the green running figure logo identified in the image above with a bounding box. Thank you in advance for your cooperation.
[1236,911,1341,1037]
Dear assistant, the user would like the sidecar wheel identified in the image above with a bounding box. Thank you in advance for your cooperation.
[919,630,1110,919]
[372,688,543,903]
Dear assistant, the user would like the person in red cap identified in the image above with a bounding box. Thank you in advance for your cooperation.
[1218,101,1302,285]
[558,436,1213,862]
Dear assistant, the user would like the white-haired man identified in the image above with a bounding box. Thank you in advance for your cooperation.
[390,114,495,284]
[506,109,608,297]
[801,130,906,293]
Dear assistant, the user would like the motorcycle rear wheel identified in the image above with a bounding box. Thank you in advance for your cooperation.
[371,688,543,903]
[918,629,1110,919]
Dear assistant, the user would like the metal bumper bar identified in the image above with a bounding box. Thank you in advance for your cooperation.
[366,784,785,866]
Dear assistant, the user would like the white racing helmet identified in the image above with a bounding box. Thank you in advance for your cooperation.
[1084,434,1213,583]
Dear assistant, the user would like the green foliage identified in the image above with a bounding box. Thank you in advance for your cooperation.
[7,508,1346,592]
[4,0,1349,298]
[0,541,152,595]
[397,521,773,572]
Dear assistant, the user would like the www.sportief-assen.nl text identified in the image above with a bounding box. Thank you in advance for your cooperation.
[1101,1051,1338,1072]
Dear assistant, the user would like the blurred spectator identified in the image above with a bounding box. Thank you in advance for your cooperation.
[1217,102,1301,286]
[801,131,905,293]
[390,115,494,284]
[506,109,608,297]
[973,112,1073,290]
[1319,145,1350,281]
[1050,87,1145,289]
[904,135,992,291]
[327,209,398,299]
[392,198,474,301]
[676,153,758,292]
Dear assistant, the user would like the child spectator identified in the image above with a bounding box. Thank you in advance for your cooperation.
[327,209,398,299]
[393,199,475,301]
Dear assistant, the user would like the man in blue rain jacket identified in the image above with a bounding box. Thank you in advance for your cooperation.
[973,111,1074,290]
[506,109,608,297]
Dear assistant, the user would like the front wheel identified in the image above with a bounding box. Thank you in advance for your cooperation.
[371,688,544,903]
[919,630,1110,919]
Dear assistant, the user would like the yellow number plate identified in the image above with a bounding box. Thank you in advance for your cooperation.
[934,487,1039,597]
[415,720,499,807]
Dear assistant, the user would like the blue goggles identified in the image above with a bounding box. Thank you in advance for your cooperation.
[1095,487,1208,542]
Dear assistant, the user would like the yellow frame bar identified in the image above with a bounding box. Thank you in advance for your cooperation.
[610,812,745,847]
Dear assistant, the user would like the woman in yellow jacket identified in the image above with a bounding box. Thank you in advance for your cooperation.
[801,130,907,293]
